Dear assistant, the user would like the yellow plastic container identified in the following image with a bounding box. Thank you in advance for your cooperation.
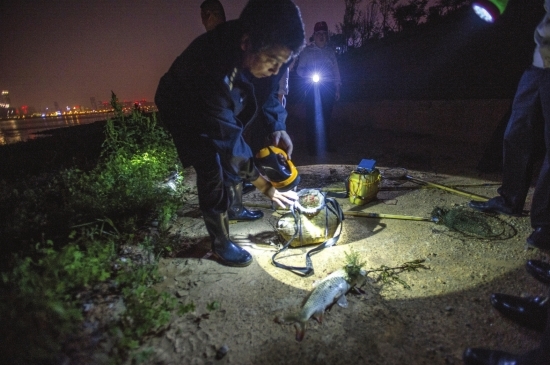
[348,169,381,205]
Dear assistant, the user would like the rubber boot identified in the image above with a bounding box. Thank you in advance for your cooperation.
[203,211,252,267]
[227,182,264,221]
[242,181,256,195]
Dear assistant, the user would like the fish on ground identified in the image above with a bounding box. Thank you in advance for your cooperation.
[274,268,365,341]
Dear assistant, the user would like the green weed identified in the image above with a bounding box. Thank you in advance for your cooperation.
[0,92,187,364]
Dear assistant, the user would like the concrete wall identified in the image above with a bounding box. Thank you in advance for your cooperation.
[287,99,512,143]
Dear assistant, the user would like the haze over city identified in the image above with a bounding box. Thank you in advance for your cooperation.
[0,0,346,111]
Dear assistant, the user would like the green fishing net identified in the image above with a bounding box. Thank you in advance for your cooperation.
[431,206,517,240]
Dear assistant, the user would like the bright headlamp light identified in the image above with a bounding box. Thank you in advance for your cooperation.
[472,0,509,23]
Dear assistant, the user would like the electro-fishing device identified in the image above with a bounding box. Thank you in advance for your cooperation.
[255,146,300,191]
[346,159,381,205]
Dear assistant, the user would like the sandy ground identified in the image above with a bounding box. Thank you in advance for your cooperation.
[128,122,549,365]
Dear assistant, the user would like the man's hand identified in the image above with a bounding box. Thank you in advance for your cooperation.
[270,188,298,209]
[252,175,297,209]
[271,130,293,159]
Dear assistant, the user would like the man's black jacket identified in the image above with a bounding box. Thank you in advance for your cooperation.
[155,20,289,181]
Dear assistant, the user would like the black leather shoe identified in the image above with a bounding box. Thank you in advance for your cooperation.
[490,293,548,332]
[527,227,550,250]
[469,197,522,216]
[463,348,521,365]
[526,259,550,284]
[242,181,256,195]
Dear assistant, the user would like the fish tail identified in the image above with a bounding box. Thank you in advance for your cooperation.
[294,321,306,342]
[274,315,306,341]
[274,314,306,341]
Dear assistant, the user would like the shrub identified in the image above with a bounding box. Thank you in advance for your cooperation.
[0,92,188,364]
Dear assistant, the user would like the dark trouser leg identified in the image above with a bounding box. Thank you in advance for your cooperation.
[500,67,542,212]
[530,68,550,228]
[195,150,228,214]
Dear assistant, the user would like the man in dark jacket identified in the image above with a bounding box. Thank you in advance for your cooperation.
[469,0,550,250]
[155,0,305,267]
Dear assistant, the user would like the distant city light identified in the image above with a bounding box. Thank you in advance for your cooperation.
[0,90,10,109]
[0,92,157,120]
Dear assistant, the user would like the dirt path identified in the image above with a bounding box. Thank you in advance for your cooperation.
[137,159,547,365]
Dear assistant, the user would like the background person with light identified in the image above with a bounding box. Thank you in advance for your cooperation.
[155,0,305,267]
[296,21,341,155]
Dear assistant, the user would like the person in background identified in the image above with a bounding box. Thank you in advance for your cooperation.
[469,0,550,251]
[200,0,225,31]
[156,0,305,267]
[296,21,341,155]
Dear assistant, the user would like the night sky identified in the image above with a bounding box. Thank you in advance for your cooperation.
[0,0,345,110]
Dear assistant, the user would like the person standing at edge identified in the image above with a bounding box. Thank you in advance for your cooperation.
[200,0,225,32]
[469,0,550,250]
[296,21,341,155]
[155,0,305,267]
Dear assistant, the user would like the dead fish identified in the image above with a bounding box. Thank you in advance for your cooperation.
[275,268,365,341]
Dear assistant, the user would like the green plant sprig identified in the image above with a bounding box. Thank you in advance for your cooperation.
[366,259,430,289]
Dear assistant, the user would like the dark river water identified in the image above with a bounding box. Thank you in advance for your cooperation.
[0,112,114,145]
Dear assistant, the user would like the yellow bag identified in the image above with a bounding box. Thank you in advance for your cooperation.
[273,189,344,276]
[347,169,381,205]
[277,208,339,248]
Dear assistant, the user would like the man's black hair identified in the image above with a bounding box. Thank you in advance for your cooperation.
[200,0,226,22]
[239,0,305,57]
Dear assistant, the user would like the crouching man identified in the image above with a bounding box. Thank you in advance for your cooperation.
[155,0,305,267]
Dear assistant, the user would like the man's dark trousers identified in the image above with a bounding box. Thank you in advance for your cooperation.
[500,66,550,229]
